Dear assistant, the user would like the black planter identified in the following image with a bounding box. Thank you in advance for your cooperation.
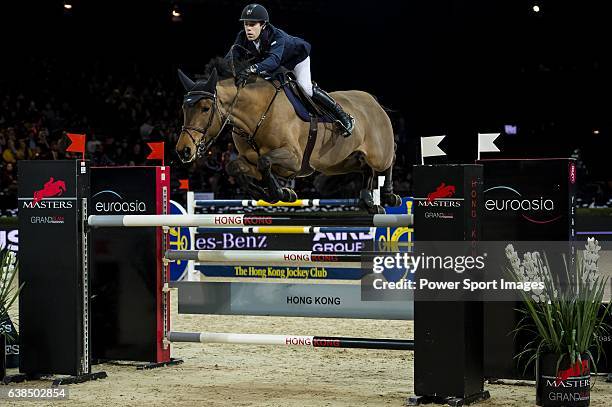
[537,353,590,406]
[0,333,6,381]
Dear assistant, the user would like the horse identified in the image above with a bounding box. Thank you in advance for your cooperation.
[175,58,401,213]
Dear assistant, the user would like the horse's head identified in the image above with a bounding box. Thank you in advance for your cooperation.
[176,68,221,163]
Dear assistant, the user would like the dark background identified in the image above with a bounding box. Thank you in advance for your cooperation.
[1,0,610,209]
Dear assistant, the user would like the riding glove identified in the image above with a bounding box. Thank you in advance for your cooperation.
[236,65,258,86]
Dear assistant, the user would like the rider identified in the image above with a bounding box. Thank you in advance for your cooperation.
[226,3,355,137]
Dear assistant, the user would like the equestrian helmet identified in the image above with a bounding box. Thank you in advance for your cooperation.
[240,4,269,22]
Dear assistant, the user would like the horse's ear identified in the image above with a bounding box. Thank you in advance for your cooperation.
[178,69,195,91]
[206,68,218,91]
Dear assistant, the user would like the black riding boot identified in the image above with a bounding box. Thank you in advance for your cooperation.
[312,85,355,137]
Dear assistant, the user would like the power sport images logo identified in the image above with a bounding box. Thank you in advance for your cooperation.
[92,190,147,213]
[484,185,561,224]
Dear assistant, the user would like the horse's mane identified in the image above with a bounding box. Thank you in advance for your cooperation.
[203,56,251,80]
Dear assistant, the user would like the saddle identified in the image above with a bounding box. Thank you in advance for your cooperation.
[256,68,331,177]
[266,68,333,123]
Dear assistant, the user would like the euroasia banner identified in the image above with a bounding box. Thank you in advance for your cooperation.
[171,197,413,280]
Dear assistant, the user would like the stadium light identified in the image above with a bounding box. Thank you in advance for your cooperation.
[172,4,182,22]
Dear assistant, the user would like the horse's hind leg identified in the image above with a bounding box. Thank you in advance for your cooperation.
[335,152,384,214]
[358,168,387,214]
[358,167,375,211]
[377,164,402,207]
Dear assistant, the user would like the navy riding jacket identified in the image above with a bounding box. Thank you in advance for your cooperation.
[226,24,311,74]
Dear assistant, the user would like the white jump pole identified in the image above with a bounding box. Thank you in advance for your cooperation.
[164,250,363,268]
[88,214,413,228]
[168,331,414,350]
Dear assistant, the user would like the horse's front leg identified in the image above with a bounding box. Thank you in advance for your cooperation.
[258,147,301,203]
[226,155,266,200]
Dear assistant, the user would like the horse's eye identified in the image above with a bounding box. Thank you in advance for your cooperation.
[202,107,210,113]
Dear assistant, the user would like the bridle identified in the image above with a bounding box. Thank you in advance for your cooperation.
[181,86,243,160]
[180,43,283,160]
[181,78,282,160]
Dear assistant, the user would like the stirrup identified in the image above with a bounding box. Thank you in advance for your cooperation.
[336,115,355,137]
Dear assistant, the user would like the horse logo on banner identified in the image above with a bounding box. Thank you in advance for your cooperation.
[33,177,66,203]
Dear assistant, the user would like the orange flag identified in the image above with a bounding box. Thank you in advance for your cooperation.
[179,179,190,190]
[66,133,86,154]
[147,142,165,163]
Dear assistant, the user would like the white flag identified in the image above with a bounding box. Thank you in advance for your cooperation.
[477,133,501,159]
[420,136,446,164]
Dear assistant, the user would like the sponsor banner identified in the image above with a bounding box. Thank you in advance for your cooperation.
[194,231,374,251]
[412,167,479,242]
[481,159,575,241]
[375,197,413,282]
[411,164,485,399]
[479,159,577,381]
[91,168,155,215]
[312,230,374,252]
[0,226,19,367]
[375,197,412,250]
[0,226,18,252]
[18,160,90,376]
[195,265,364,280]
[194,197,410,279]
[194,232,290,250]
[169,200,191,281]
[172,281,413,319]
[0,314,19,368]
[90,166,168,363]
[18,166,77,227]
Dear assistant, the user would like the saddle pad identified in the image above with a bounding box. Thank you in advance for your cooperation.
[282,86,333,123]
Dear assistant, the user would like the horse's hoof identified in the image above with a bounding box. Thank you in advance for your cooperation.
[281,188,298,202]
[382,193,402,207]
[250,191,266,201]
[358,189,374,209]
[260,188,279,204]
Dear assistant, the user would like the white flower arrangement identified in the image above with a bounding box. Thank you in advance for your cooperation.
[504,238,611,375]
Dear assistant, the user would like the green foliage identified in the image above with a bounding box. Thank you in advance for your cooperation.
[0,249,22,341]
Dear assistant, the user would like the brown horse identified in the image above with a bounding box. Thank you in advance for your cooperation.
[176,60,401,212]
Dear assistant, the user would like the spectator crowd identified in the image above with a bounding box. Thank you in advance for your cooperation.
[0,58,414,214]
[4,58,609,214]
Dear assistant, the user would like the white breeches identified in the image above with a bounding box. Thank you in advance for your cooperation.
[293,56,313,96]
